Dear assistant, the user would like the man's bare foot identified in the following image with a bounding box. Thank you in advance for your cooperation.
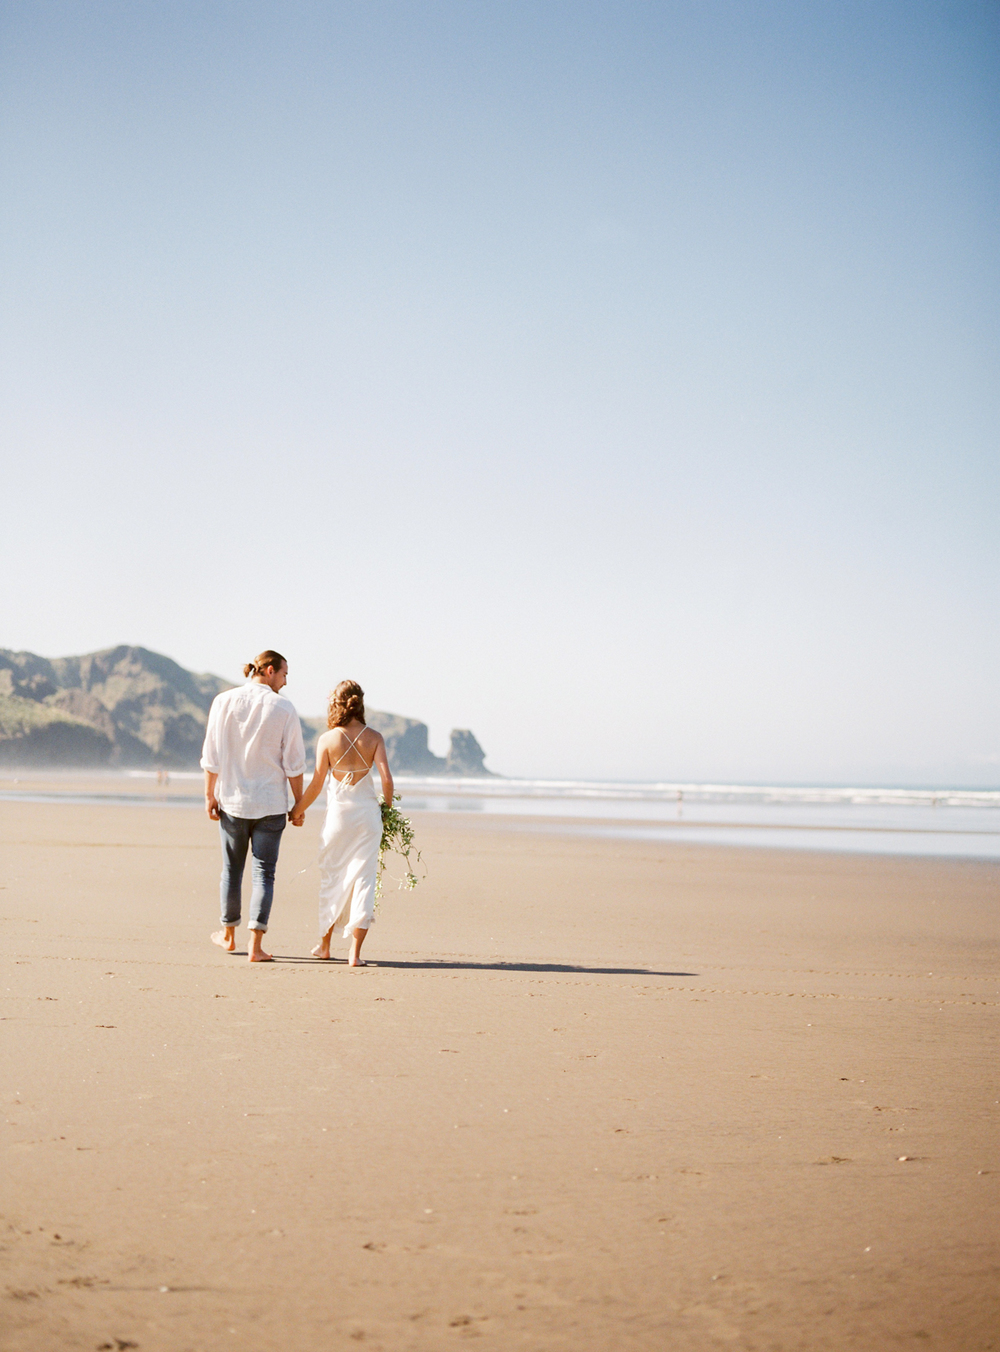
[247,932,272,963]
[311,943,331,960]
[211,928,236,952]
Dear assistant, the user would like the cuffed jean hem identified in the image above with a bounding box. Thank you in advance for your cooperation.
[218,809,286,933]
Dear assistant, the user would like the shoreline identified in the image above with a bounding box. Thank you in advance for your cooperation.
[2,765,998,793]
[1,771,997,859]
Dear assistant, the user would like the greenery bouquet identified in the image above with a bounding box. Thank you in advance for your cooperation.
[377,795,424,901]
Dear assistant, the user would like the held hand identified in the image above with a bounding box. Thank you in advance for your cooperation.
[289,804,305,826]
[206,795,221,821]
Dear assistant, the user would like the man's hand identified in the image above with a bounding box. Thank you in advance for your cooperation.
[204,770,221,821]
[289,808,305,827]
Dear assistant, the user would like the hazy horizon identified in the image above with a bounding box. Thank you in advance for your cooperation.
[3,637,997,792]
[2,3,997,786]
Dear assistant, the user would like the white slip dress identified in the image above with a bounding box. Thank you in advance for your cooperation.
[318,730,381,938]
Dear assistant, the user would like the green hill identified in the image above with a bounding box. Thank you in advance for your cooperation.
[0,646,229,767]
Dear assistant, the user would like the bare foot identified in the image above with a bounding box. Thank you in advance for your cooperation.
[348,927,368,967]
[311,943,331,960]
[247,930,273,963]
[211,929,236,952]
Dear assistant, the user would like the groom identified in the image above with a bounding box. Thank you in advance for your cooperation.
[201,649,306,962]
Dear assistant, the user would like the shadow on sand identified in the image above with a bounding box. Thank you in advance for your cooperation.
[232,953,697,977]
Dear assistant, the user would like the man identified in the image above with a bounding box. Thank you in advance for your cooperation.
[201,649,306,962]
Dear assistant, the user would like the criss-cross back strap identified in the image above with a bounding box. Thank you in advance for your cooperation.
[330,727,373,784]
[331,728,367,768]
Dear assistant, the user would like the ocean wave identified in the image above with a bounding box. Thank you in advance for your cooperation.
[393,776,1000,810]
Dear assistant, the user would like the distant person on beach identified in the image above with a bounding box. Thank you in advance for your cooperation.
[290,680,393,967]
[201,649,306,963]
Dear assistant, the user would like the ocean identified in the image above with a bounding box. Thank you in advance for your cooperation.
[2,771,997,859]
[391,776,1000,858]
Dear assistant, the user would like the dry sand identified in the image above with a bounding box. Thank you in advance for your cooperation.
[1,799,997,1351]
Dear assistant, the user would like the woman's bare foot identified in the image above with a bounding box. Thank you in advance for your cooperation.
[312,926,335,961]
[211,928,236,952]
[348,927,369,967]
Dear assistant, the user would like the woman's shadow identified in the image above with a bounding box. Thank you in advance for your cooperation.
[266,955,697,976]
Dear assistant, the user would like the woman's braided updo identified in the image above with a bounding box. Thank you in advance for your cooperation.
[327,679,366,728]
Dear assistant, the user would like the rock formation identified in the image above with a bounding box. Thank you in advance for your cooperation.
[298,715,495,776]
[299,712,447,774]
[444,729,491,776]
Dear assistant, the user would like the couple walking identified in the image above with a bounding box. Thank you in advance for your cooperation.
[200,649,393,965]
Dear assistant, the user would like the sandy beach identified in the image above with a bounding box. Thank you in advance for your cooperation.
[1,799,997,1351]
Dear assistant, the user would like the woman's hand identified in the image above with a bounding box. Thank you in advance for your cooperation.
[288,742,330,827]
[373,733,393,807]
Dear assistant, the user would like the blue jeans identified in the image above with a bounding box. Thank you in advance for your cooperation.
[218,810,286,932]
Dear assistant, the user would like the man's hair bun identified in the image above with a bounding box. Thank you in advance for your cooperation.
[245,650,287,679]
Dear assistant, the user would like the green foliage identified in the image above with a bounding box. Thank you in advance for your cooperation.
[0,693,83,736]
[377,795,424,902]
[0,693,113,766]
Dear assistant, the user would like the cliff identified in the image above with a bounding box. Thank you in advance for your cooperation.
[0,646,496,775]
[300,715,494,777]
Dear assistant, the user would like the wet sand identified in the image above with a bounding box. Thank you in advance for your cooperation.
[1,800,997,1350]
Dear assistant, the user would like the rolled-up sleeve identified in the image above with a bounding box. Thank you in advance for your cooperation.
[200,696,222,773]
[281,714,307,778]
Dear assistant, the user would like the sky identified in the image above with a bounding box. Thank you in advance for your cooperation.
[1,0,997,785]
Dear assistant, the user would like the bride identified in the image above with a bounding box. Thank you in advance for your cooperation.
[290,680,393,967]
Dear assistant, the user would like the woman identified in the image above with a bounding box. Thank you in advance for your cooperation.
[290,680,393,967]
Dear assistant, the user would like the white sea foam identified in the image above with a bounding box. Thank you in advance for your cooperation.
[390,776,1000,858]
[393,777,1000,810]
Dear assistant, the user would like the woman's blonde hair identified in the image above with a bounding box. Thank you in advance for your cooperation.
[244,649,287,678]
[327,679,366,728]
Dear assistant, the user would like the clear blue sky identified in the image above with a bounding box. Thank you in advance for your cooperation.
[1,1,997,784]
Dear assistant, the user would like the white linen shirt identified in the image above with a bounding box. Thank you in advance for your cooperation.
[200,682,307,819]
